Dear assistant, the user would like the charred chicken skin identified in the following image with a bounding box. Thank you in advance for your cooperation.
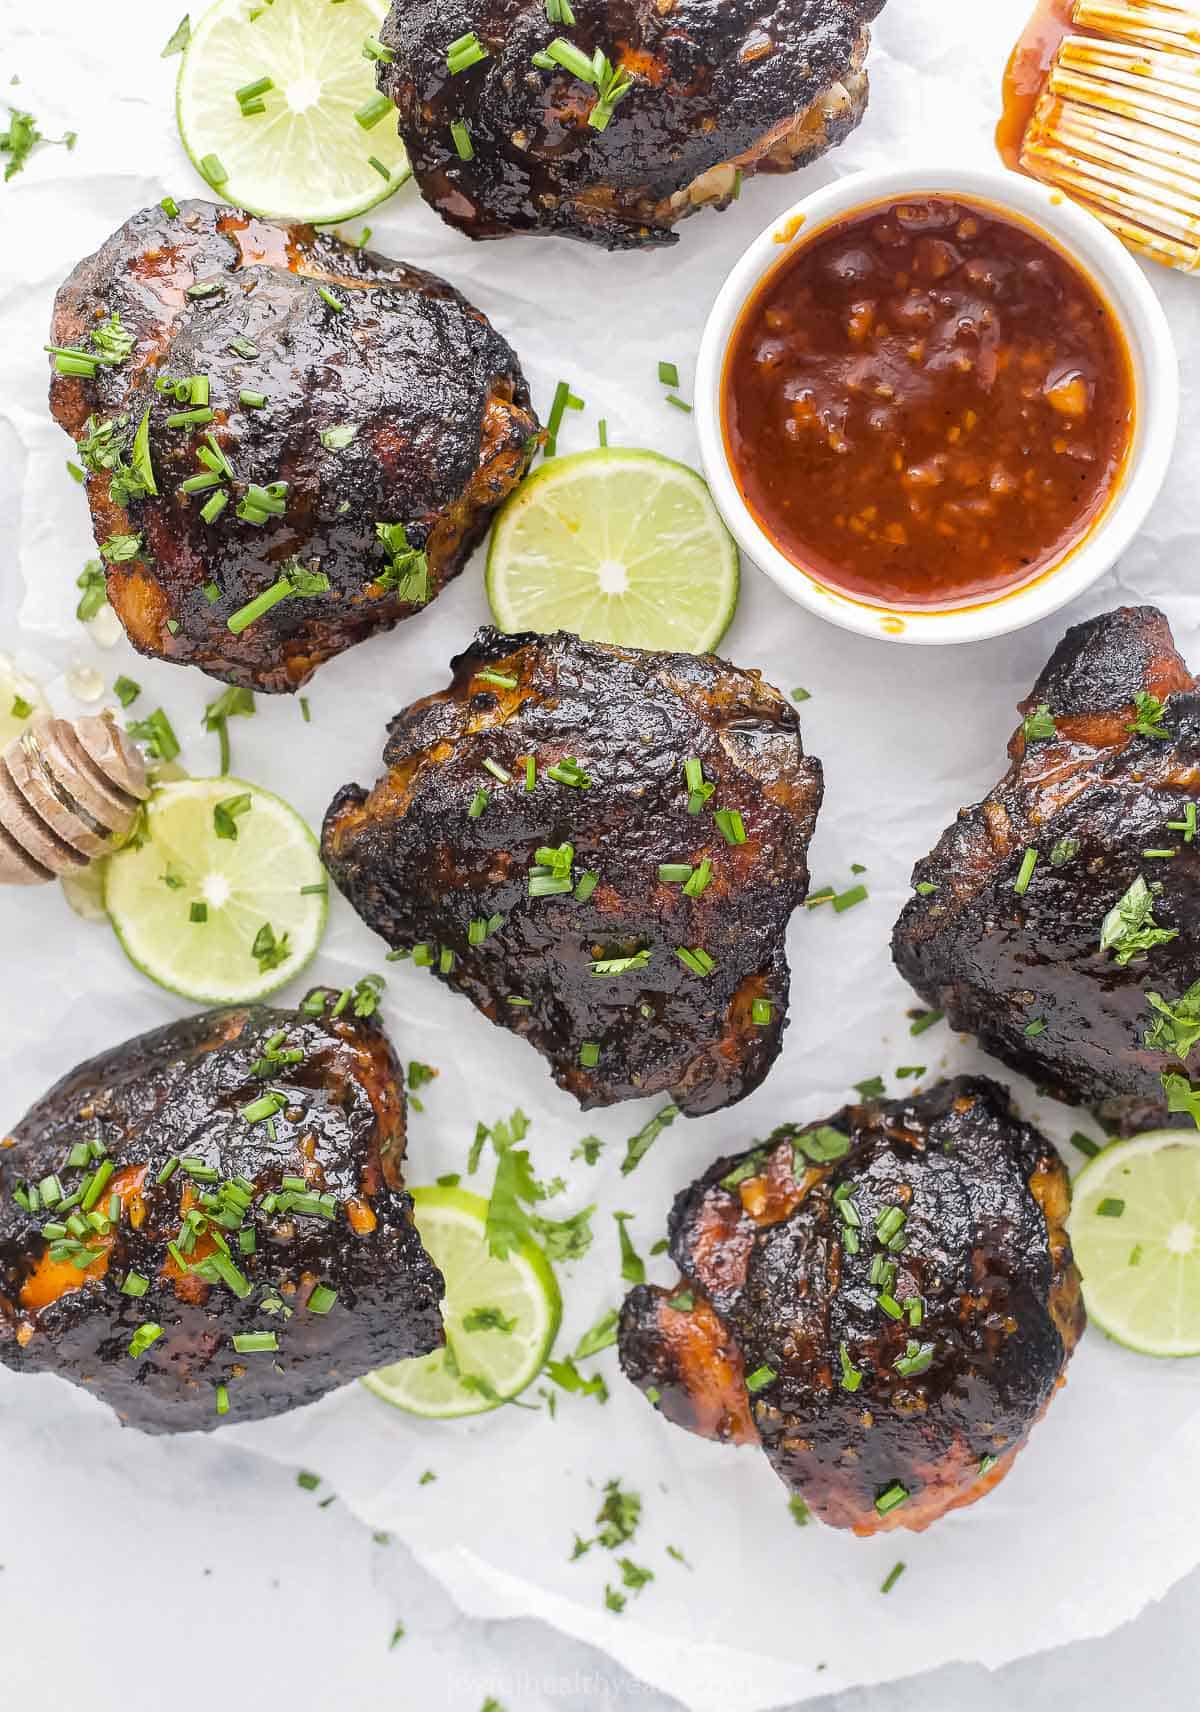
[376,0,887,249]
[0,993,444,1433]
[322,627,824,1115]
[618,1077,1083,1534]
[893,607,1200,1136]
[48,199,539,693]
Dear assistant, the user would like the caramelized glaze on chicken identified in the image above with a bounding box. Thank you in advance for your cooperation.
[48,200,538,692]
[322,627,823,1115]
[619,1078,1083,1533]
[893,607,1200,1135]
[376,0,887,248]
[0,993,443,1432]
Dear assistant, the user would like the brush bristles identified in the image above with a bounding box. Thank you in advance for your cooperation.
[1019,3,1200,271]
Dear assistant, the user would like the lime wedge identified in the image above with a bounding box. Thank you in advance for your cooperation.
[176,0,410,225]
[103,777,327,1004]
[363,1185,561,1418]
[1069,1128,1200,1357]
[486,448,740,654]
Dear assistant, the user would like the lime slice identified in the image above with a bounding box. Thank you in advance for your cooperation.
[363,1185,561,1418]
[0,655,48,748]
[1069,1128,1200,1356]
[486,448,740,654]
[104,777,327,1004]
[176,0,410,225]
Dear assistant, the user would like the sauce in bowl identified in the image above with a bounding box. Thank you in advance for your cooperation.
[721,194,1135,612]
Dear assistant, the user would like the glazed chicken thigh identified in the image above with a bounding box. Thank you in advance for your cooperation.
[0,993,443,1432]
[375,0,887,248]
[618,1078,1083,1533]
[322,627,824,1115]
[893,607,1200,1135]
[49,200,538,692]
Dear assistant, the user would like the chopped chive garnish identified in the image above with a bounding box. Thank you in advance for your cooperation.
[475,669,518,689]
[546,756,591,788]
[1167,802,1197,842]
[682,858,712,897]
[1024,1017,1047,1037]
[909,1009,943,1036]
[129,1323,164,1360]
[450,119,474,160]
[684,756,714,815]
[447,32,488,74]
[199,153,228,185]
[713,808,746,846]
[215,1383,230,1415]
[166,407,215,428]
[236,74,273,100]
[439,946,454,974]
[355,92,393,128]
[157,1156,181,1185]
[113,675,141,708]
[200,490,228,524]
[317,286,345,313]
[367,155,391,180]
[675,946,715,978]
[161,195,180,217]
[574,870,599,902]
[658,360,679,387]
[1069,1131,1101,1158]
[468,787,490,818]
[307,1284,338,1314]
[1013,847,1039,895]
[745,1364,776,1393]
[658,863,692,883]
[750,998,773,1025]
[881,1562,906,1595]
[1097,1197,1125,1217]
[239,388,267,408]
[231,1331,278,1353]
[190,901,208,923]
[580,1041,600,1067]
[838,1341,863,1392]
[665,395,692,413]
[874,1483,909,1516]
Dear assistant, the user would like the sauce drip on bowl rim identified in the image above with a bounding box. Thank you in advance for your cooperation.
[721,193,1135,614]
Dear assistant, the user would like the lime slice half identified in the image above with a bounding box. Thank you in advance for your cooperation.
[176,0,410,224]
[487,448,740,654]
[363,1185,561,1418]
[1069,1128,1200,1357]
[104,777,327,1004]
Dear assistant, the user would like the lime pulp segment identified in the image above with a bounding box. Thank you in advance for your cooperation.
[103,777,327,1005]
[1069,1128,1200,1357]
[176,0,410,224]
[486,448,740,654]
[362,1186,561,1418]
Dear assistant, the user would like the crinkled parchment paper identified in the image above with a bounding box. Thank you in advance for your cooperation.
[3,2,1200,1706]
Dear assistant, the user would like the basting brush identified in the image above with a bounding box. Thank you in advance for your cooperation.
[1016,0,1200,271]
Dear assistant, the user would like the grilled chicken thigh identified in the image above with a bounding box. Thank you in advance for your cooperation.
[322,627,824,1115]
[48,200,538,693]
[893,607,1200,1135]
[0,993,443,1432]
[619,1078,1083,1533]
[375,0,887,248]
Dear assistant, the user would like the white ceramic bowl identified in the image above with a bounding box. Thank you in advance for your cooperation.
[695,163,1179,646]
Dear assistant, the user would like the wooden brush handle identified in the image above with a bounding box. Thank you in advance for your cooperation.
[0,712,149,886]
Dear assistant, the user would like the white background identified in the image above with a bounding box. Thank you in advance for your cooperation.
[3,0,1200,1707]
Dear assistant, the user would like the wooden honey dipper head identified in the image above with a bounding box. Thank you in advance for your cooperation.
[0,711,150,886]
